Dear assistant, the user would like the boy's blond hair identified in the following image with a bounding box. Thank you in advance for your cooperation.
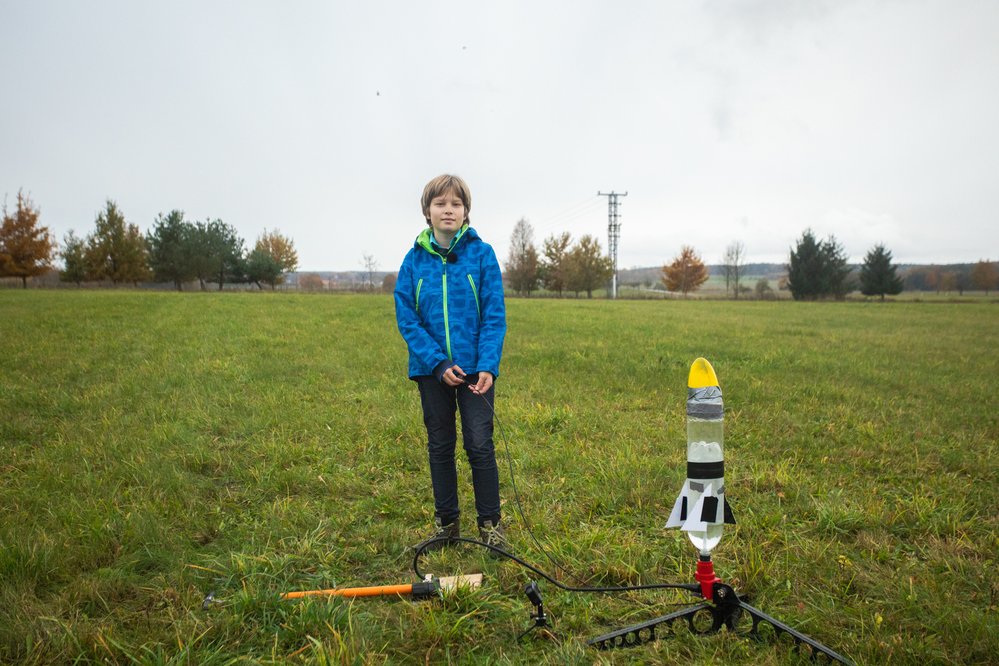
[421,174,472,227]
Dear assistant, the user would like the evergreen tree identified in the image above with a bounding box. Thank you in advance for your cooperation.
[188,219,246,290]
[822,235,852,300]
[119,222,151,285]
[787,230,824,300]
[859,244,904,301]
[246,247,282,289]
[147,210,196,290]
[212,220,246,289]
[787,229,852,300]
[0,191,55,288]
[187,220,216,290]
[85,200,148,284]
[59,230,88,286]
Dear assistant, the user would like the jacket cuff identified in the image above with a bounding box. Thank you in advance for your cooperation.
[433,359,456,383]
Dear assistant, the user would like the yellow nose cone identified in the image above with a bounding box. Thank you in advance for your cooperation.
[688,357,719,389]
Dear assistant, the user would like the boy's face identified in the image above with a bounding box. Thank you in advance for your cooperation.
[427,189,466,237]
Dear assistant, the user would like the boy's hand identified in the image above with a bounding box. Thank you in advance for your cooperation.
[442,365,467,387]
[470,371,493,395]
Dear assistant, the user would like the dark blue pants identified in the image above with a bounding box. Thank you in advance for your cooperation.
[416,375,501,528]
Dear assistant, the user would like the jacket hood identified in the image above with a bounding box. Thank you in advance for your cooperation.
[415,225,479,256]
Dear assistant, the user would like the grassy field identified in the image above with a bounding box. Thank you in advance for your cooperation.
[1,291,996,664]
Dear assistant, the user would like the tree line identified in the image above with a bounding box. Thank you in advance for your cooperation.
[504,218,615,297]
[902,262,997,296]
[503,218,716,299]
[0,191,298,290]
[503,221,998,300]
[786,229,998,299]
[5,190,996,298]
[657,232,916,301]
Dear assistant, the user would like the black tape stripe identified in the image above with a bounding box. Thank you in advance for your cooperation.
[687,461,724,479]
[700,496,719,522]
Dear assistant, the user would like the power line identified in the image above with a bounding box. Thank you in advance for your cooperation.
[531,197,603,235]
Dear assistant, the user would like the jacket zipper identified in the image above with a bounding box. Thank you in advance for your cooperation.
[415,278,423,313]
[467,274,480,320]
[442,259,452,359]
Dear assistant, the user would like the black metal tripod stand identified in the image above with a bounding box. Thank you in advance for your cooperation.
[587,557,853,664]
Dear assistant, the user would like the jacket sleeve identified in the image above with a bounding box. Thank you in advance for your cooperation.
[394,253,448,373]
[475,244,507,378]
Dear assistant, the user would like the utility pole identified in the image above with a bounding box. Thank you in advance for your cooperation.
[598,190,628,299]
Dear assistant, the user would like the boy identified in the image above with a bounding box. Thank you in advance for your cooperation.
[393,174,508,554]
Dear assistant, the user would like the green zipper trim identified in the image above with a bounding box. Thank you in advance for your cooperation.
[415,227,468,362]
[415,278,423,313]
[467,274,480,320]
[442,267,452,360]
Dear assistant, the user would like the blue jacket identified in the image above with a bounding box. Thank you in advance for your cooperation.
[394,225,507,379]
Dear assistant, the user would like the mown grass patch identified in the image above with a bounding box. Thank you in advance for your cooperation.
[1,291,996,664]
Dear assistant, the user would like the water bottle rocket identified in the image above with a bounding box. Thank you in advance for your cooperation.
[593,358,853,663]
[666,357,735,600]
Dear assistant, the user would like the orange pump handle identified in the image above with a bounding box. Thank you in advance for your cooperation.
[281,583,414,600]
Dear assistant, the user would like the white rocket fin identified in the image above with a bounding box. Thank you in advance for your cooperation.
[680,482,721,532]
[682,483,711,532]
[665,481,689,528]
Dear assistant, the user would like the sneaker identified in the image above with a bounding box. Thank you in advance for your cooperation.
[478,520,509,558]
[414,518,460,553]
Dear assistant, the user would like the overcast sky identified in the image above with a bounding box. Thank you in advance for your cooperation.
[2,1,998,270]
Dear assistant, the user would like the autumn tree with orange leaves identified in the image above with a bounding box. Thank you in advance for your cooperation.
[298,273,324,291]
[662,245,709,297]
[246,229,298,289]
[0,191,56,288]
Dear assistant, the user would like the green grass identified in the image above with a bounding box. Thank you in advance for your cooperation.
[1,291,996,664]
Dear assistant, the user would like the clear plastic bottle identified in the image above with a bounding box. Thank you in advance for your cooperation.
[686,414,724,554]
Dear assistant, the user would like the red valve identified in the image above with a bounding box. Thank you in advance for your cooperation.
[695,557,721,601]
